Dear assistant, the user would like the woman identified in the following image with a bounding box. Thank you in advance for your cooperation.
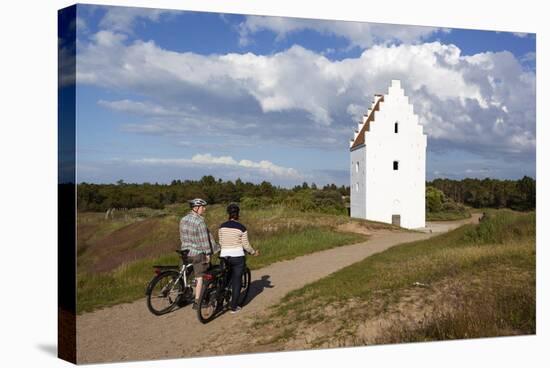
[218,203,259,314]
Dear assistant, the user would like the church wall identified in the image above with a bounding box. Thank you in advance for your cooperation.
[350,80,426,229]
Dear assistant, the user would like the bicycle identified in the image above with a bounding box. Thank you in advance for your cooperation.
[145,249,195,316]
[196,257,251,324]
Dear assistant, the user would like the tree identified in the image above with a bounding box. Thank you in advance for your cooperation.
[426,186,444,213]
[253,181,273,197]
[199,175,216,186]
[515,176,536,210]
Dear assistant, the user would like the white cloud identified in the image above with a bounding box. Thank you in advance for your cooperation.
[79,35,482,125]
[58,42,75,87]
[133,154,303,179]
[191,154,237,166]
[238,16,446,49]
[98,99,196,117]
[99,7,177,34]
[346,104,365,122]
[520,51,536,63]
[465,168,490,174]
[78,30,535,159]
[76,16,88,34]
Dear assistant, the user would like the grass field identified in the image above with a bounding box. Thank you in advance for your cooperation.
[76,204,374,314]
[250,209,535,347]
[426,210,471,221]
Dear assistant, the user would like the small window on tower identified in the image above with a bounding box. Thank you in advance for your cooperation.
[355,162,359,172]
[393,161,399,170]
[355,183,359,192]
[394,122,399,133]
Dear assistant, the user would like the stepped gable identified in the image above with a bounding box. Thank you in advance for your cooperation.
[350,94,384,150]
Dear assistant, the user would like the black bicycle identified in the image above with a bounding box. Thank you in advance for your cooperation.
[196,257,251,323]
[145,249,195,316]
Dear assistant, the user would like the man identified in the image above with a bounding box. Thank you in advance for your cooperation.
[218,203,259,314]
[180,198,218,309]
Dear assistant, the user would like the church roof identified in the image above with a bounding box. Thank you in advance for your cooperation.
[349,95,384,150]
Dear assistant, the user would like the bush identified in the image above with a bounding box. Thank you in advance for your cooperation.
[312,190,345,214]
[426,186,469,220]
[283,191,316,212]
[281,189,345,214]
[240,196,274,210]
[426,186,444,213]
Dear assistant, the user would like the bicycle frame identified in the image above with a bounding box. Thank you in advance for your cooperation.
[170,263,193,291]
[146,249,197,316]
[151,262,194,295]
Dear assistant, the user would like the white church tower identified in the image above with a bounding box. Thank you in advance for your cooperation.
[350,80,427,229]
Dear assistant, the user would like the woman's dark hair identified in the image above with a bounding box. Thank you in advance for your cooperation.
[227,203,240,220]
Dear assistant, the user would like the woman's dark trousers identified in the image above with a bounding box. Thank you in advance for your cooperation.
[226,256,245,311]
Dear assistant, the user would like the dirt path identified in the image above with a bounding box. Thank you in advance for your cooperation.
[76,215,480,363]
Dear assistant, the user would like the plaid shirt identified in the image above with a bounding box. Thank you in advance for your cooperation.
[179,211,216,256]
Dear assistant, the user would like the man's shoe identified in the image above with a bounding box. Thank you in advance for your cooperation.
[192,301,199,310]
[230,306,242,314]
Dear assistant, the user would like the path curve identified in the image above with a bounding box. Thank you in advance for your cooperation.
[77,215,479,363]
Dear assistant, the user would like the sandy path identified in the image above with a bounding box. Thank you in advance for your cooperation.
[76,215,479,364]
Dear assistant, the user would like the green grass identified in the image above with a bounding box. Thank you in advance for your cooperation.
[77,224,367,314]
[264,210,535,343]
[247,227,367,269]
[77,215,182,274]
[75,201,393,314]
[77,253,179,314]
[426,210,471,221]
[379,266,535,342]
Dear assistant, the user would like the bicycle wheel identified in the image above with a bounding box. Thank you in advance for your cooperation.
[146,270,183,316]
[197,280,220,324]
[237,267,251,307]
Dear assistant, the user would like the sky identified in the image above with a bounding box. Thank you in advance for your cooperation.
[67,4,536,187]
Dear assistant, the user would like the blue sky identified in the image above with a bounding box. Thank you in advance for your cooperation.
[70,4,536,186]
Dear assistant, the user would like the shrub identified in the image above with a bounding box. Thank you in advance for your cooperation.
[281,189,345,214]
[426,186,444,213]
[240,196,274,210]
[312,190,345,214]
[426,186,469,220]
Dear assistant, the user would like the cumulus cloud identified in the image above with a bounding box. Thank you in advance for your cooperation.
[58,40,75,87]
[99,6,177,34]
[76,16,88,34]
[133,154,303,179]
[98,99,197,117]
[520,51,536,62]
[79,29,535,160]
[238,15,446,49]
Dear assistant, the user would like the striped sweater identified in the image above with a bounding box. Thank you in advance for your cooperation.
[218,220,256,257]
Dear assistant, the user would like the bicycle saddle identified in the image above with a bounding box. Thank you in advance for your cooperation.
[176,249,190,257]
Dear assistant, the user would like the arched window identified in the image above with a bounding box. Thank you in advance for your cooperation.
[355,161,359,173]
[393,161,399,170]
[394,122,399,133]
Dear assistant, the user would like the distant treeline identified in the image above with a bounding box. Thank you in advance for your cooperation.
[428,176,535,211]
[75,175,536,213]
[76,176,349,213]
